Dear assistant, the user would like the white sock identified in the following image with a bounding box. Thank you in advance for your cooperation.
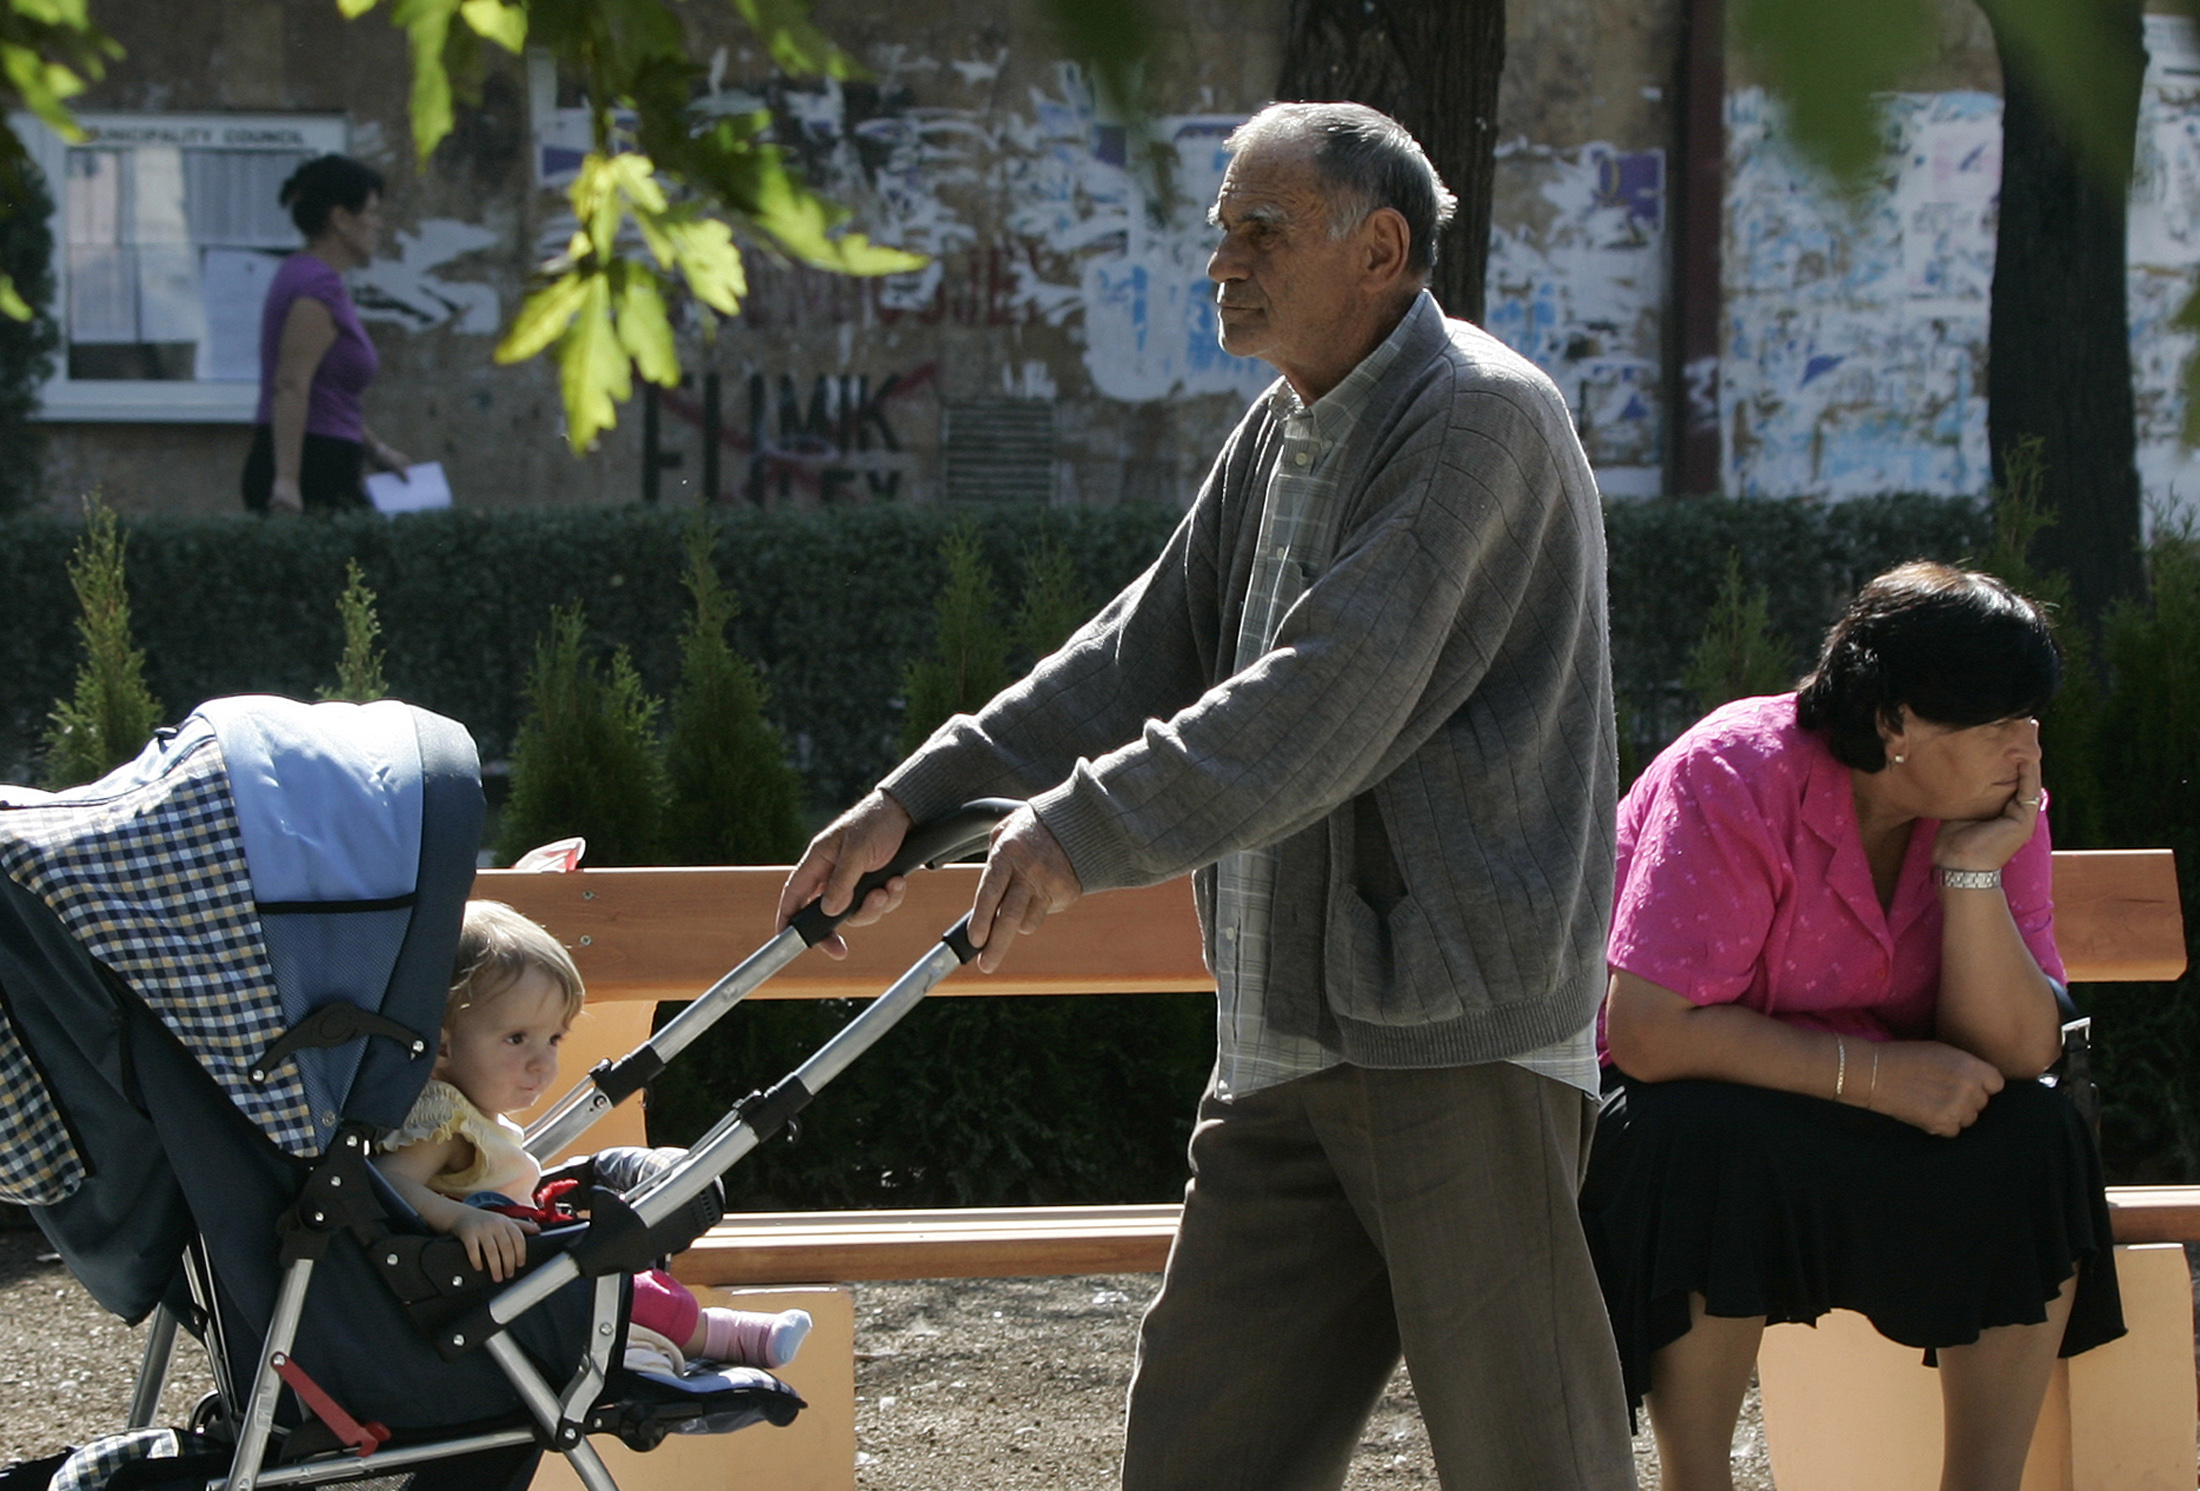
[701,1306,813,1368]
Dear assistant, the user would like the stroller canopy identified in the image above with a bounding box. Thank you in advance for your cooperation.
[0,696,480,1315]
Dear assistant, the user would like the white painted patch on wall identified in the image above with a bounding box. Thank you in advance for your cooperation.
[2131,12,2200,533]
[353,219,503,335]
[1723,88,1997,501]
[1486,139,1668,496]
[1725,58,2200,532]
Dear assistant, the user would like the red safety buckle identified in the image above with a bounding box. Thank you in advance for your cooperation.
[270,1352,392,1457]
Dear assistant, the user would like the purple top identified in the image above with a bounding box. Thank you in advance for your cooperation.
[1605,693,2062,1053]
[253,253,378,442]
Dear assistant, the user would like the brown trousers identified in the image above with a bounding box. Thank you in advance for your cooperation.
[1121,1061,1637,1491]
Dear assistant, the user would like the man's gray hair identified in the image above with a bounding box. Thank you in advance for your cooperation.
[1225,102,1458,276]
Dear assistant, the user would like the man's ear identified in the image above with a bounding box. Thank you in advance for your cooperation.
[1358,206,1412,287]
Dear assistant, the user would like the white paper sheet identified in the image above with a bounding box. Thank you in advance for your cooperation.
[366,460,452,514]
[197,247,280,381]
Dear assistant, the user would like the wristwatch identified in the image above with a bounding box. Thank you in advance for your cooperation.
[1934,866,2002,890]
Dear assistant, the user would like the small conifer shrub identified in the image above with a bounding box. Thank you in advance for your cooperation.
[497,604,668,867]
[41,497,162,788]
[899,522,1010,756]
[661,519,806,865]
[319,559,390,703]
[1682,548,1794,716]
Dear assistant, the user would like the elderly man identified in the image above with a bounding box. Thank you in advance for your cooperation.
[779,101,1634,1489]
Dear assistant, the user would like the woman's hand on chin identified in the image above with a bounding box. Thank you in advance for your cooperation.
[1931,753,2043,875]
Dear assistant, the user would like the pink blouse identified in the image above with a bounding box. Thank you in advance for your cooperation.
[1606,693,2062,1051]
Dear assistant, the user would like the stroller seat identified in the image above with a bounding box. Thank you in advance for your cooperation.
[0,697,800,1491]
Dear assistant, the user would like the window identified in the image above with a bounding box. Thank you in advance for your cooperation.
[14,112,349,421]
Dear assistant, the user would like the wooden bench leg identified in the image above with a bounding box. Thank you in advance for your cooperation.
[1756,1243,2196,1491]
[529,1284,856,1491]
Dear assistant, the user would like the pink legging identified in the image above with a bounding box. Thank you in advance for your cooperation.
[628,1267,701,1344]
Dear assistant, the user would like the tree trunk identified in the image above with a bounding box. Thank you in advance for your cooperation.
[1985,0,2148,628]
[1276,0,1504,325]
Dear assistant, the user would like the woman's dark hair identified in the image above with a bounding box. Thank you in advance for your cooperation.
[1795,560,2061,772]
[279,155,383,238]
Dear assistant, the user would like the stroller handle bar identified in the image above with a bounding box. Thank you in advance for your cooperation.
[787,796,1022,947]
[477,908,998,1341]
[522,799,1020,1164]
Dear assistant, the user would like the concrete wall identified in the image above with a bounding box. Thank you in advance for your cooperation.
[32,0,1684,516]
[34,0,2200,528]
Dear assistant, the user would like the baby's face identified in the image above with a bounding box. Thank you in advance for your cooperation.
[437,968,571,1118]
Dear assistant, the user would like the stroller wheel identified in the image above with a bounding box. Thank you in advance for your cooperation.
[187,1390,233,1441]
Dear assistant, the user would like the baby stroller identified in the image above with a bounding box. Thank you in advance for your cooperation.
[0,695,1006,1491]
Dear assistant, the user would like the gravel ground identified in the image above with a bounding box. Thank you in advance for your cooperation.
[0,1229,1774,1488]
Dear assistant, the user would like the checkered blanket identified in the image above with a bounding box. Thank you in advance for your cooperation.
[0,729,318,1204]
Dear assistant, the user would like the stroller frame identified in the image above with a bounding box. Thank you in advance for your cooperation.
[70,715,1013,1491]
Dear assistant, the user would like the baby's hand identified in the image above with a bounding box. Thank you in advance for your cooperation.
[450,1207,538,1282]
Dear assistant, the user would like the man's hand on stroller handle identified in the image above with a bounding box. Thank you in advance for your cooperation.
[778,790,917,958]
[967,806,1083,974]
[779,794,1083,972]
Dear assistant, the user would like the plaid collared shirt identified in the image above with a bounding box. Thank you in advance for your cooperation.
[1211,330,1599,1102]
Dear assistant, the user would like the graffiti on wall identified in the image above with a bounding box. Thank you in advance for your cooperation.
[2131,13,2200,526]
[1726,41,2200,530]
[654,364,934,506]
[532,59,1675,495]
[1723,87,1999,500]
[352,220,504,334]
[1487,143,1668,495]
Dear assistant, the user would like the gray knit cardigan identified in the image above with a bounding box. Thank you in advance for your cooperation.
[883,293,1616,1068]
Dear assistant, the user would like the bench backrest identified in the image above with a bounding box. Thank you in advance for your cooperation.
[476,848,2184,1005]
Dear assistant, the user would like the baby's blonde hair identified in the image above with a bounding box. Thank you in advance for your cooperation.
[447,900,586,1029]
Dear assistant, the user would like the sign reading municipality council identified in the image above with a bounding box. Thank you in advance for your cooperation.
[73,116,344,152]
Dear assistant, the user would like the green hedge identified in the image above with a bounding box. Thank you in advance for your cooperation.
[0,494,1992,800]
[0,504,1186,806]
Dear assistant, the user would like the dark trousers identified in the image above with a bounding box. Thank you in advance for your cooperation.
[1121,1061,1637,1491]
[240,424,368,513]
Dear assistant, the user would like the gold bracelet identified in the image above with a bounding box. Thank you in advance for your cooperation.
[1835,1036,1847,1101]
[1865,1045,1880,1110]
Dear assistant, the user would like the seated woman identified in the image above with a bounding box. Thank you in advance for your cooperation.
[1581,561,2123,1491]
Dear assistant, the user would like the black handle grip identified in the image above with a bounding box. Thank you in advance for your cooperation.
[791,798,1020,946]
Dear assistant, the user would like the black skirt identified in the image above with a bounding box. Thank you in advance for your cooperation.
[240,424,370,513]
[1579,1071,2125,1413]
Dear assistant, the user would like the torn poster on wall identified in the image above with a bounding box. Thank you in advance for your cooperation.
[1727,45,2200,532]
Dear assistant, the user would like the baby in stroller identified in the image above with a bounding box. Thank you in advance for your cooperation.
[375,899,812,1372]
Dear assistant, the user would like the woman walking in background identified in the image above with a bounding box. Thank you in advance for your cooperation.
[241,154,408,514]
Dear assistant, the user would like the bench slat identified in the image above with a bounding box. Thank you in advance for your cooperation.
[479,847,2185,1002]
[666,1188,2195,1287]
[479,866,1211,1004]
[671,1205,1182,1285]
[2051,850,2188,984]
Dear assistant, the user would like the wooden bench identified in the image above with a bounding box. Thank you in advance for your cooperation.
[484,848,2191,1491]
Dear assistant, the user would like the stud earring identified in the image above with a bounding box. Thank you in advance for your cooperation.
[1891,753,1906,764]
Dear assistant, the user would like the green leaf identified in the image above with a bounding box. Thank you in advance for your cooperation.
[731,0,861,80]
[335,0,382,16]
[496,268,591,365]
[11,0,91,25]
[3,44,91,136]
[0,275,28,323]
[555,270,631,452]
[660,214,748,314]
[1733,0,1937,185]
[1977,0,2145,191]
[749,160,926,275]
[613,266,679,386]
[390,0,462,163]
[456,0,526,52]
